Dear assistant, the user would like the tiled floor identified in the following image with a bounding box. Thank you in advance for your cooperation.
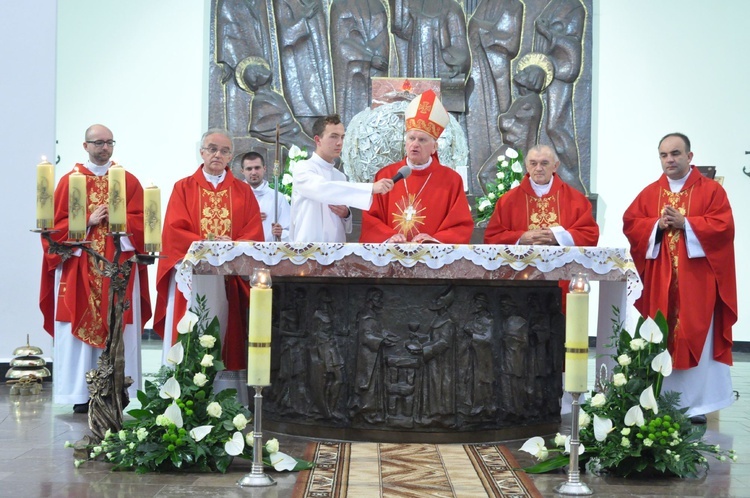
[2,344,748,497]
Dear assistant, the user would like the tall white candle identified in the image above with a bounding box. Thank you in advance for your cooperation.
[247,269,272,386]
[564,274,590,393]
[36,157,54,229]
[68,169,87,241]
[108,164,126,232]
[144,184,161,252]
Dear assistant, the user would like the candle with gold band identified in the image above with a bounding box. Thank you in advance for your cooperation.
[36,157,54,229]
[68,169,87,241]
[108,164,127,232]
[143,183,161,252]
[247,268,272,386]
[564,274,590,393]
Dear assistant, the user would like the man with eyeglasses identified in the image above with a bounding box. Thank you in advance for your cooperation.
[39,124,152,414]
[154,129,264,373]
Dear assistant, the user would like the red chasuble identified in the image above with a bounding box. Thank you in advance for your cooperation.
[623,166,737,369]
[360,154,474,243]
[39,164,152,347]
[153,166,264,369]
[483,173,599,246]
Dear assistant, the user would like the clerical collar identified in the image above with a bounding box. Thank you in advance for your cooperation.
[202,167,226,188]
[407,156,432,170]
[530,175,553,197]
[311,152,336,169]
[667,170,690,193]
[86,160,111,177]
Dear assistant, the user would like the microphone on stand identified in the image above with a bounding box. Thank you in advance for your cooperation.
[392,165,412,184]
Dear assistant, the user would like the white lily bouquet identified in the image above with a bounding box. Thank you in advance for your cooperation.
[67,295,313,473]
[520,309,736,478]
[270,144,308,203]
[474,147,524,223]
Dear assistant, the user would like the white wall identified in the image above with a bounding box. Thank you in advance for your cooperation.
[1,0,747,361]
[0,0,58,360]
[593,0,749,341]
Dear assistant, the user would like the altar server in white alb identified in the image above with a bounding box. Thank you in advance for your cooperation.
[290,114,394,242]
[241,151,291,241]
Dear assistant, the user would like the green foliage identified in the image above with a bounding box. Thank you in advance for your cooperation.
[68,295,313,473]
[474,148,524,223]
[522,308,737,478]
[269,145,307,202]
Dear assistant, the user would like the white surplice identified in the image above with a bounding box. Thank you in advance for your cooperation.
[290,153,373,242]
[250,180,291,241]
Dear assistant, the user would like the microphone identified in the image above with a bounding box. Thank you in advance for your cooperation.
[392,165,412,183]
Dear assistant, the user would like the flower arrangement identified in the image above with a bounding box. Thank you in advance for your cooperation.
[474,147,524,223]
[520,309,736,478]
[270,144,307,203]
[68,295,313,474]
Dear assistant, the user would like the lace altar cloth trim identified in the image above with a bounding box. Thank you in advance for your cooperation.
[176,242,642,303]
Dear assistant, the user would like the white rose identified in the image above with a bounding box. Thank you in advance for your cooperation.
[617,354,632,366]
[497,183,505,192]
[630,338,647,351]
[281,173,293,186]
[265,438,280,454]
[245,431,255,447]
[621,437,631,448]
[590,393,606,407]
[488,192,496,200]
[496,155,506,162]
[199,335,216,348]
[233,414,248,431]
[496,171,505,180]
[554,433,567,447]
[579,411,591,428]
[505,148,519,159]
[501,160,509,167]
[207,402,223,418]
[193,372,208,387]
[200,354,214,368]
[621,427,631,436]
[613,373,627,387]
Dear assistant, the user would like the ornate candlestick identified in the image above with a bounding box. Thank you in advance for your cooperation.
[39,230,157,447]
[556,273,593,496]
[238,268,276,487]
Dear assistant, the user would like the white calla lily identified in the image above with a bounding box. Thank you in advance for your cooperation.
[624,405,645,427]
[225,431,245,456]
[639,385,659,414]
[159,376,181,400]
[164,400,183,428]
[505,148,519,159]
[288,144,302,158]
[176,311,199,334]
[270,450,298,471]
[594,415,615,442]
[651,350,673,377]
[640,317,663,344]
[519,436,548,460]
[166,342,184,365]
[189,425,213,442]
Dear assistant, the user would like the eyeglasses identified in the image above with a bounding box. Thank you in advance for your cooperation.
[201,146,233,157]
[86,140,116,147]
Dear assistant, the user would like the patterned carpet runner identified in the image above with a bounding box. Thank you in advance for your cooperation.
[292,442,542,498]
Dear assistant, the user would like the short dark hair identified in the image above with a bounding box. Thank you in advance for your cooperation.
[312,114,342,139]
[659,132,691,153]
[241,151,265,167]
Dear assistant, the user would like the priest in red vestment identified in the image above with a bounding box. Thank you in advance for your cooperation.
[623,133,737,423]
[483,144,599,246]
[39,124,151,412]
[360,90,474,244]
[154,129,264,371]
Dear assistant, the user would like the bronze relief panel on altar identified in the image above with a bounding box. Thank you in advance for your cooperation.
[265,280,565,434]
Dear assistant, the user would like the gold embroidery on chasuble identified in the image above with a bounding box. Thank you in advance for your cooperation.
[75,175,108,347]
[526,194,560,230]
[659,187,692,353]
[200,188,232,238]
[393,193,426,237]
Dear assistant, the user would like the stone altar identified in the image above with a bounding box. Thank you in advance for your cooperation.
[177,242,641,442]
